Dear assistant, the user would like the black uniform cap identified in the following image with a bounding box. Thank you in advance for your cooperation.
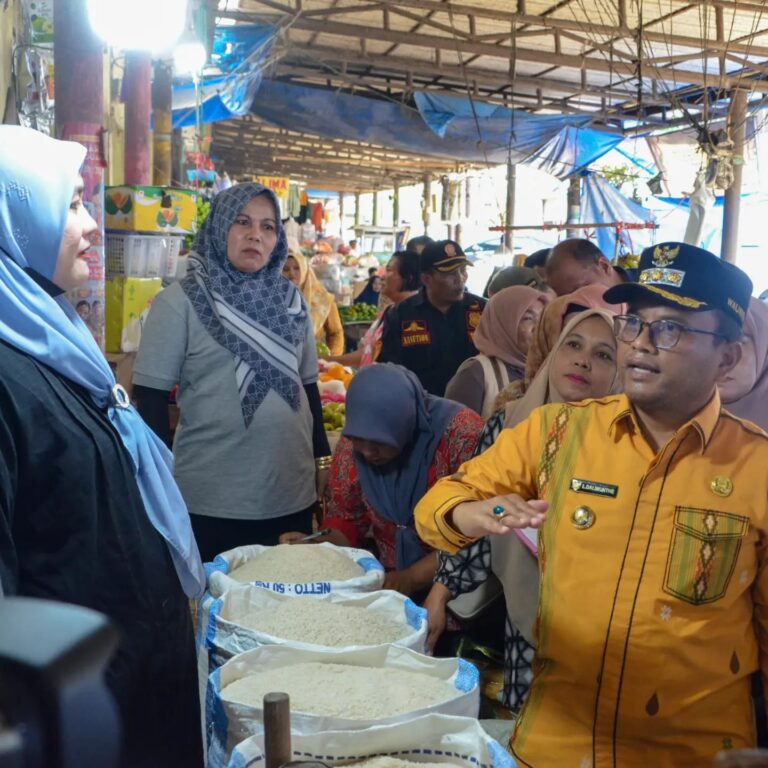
[603,241,752,327]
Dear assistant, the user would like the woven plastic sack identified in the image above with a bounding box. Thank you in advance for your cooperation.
[206,543,385,598]
[227,714,517,768]
[197,545,385,735]
[197,585,428,744]
[207,645,480,767]
[204,586,428,671]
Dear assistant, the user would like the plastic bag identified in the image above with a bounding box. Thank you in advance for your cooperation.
[207,645,480,767]
[227,714,517,768]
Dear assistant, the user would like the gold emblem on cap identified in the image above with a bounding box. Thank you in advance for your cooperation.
[571,506,595,529]
[445,242,457,257]
[710,475,733,497]
[652,244,680,268]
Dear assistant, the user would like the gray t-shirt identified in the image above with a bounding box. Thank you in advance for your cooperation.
[133,282,317,521]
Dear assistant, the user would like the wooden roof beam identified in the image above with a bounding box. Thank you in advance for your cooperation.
[279,42,646,104]
[213,122,468,164]
[213,157,432,186]
[666,0,767,13]
[257,16,768,92]
[225,1,768,59]
[214,140,461,169]
[271,67,601,114]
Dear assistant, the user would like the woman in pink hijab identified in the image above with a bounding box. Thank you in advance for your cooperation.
[524,282,626,388]
[719,297,768,431]
[444,286,549,417]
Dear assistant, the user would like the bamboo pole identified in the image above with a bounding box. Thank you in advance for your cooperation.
[721,89,748,264]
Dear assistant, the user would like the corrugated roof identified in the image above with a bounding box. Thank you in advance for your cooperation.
[213,0,768,188]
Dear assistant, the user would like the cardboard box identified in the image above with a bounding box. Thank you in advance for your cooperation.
[105,277,163,353]
[105,186,198,235]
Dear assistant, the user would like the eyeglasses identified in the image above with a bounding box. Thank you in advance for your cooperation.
[613,314,727,350]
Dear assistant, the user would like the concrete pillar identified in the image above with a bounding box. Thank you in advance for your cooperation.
[54,0,106,347]
[354,192,361,227]
[423,174,432,235]
[721,89,748,264]
[372,189,379,227]
[124,51,152,185]
[152,60,173,186]
[338,192,345,238]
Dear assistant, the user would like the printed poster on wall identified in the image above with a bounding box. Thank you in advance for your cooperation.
[60,122,107,350]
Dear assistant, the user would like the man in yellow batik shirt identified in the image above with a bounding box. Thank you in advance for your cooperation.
[415,242,768,768]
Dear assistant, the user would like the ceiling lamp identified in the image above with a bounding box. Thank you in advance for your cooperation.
[86,0,188,53]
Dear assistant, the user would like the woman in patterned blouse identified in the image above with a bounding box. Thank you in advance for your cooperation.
[425,309,621,712]
[281,363,483,598]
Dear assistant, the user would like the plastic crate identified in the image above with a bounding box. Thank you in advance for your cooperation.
[106,233,184,279]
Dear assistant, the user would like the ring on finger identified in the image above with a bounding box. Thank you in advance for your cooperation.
[492,505,506,516]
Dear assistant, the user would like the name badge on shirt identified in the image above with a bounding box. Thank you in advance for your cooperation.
[401,320,431,347]
[570,477,619,498]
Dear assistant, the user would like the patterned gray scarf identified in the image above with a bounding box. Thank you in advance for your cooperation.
[181,183,307,425]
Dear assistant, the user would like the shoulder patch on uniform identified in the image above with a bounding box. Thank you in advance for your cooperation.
[401,320,431,347]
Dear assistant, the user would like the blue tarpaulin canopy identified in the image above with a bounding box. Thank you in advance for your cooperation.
[415,92,623,178]
[172,24,277,129]
[580,172,657,259]
[245,80,623,177]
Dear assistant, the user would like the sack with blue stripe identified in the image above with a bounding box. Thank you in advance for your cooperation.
[226,713,517,768]
[205,543,385,599]
[207,644,480,768]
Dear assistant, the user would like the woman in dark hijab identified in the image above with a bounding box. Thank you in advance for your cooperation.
[281,364,483,598]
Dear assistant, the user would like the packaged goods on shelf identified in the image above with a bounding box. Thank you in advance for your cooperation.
[105,233,182,279]
[104,277,162,353]
[105,185,197,234]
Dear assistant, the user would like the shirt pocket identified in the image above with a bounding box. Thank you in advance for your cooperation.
[663,506,749,605]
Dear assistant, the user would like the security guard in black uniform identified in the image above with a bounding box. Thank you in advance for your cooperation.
[377,240,486,396]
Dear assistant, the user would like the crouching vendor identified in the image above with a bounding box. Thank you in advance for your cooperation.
[281,363,482,598]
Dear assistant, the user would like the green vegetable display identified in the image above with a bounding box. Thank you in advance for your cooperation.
[184,196,212,249]
[339,304,378,323]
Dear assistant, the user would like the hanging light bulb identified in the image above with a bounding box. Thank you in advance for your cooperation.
[87,0,188,52]
[174,31,207,77]
[173,1,207,78]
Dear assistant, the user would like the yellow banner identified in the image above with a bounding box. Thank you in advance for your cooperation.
[255,175,290,199]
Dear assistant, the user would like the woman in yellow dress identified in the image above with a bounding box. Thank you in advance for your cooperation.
[283,251,344,355]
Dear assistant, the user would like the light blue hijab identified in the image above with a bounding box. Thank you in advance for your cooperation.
[0,126,204,598]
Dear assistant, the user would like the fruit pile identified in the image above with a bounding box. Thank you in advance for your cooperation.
[316,341,331,357]
[322,402,345,432]
[317,361,353,432]
[320,363,353,388]
[340,304,378,323]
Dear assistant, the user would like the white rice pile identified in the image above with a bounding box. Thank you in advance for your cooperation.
[222,662,454,718]
[228,544,363,583]
[343,759,459,768]
[238,597,406,646]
